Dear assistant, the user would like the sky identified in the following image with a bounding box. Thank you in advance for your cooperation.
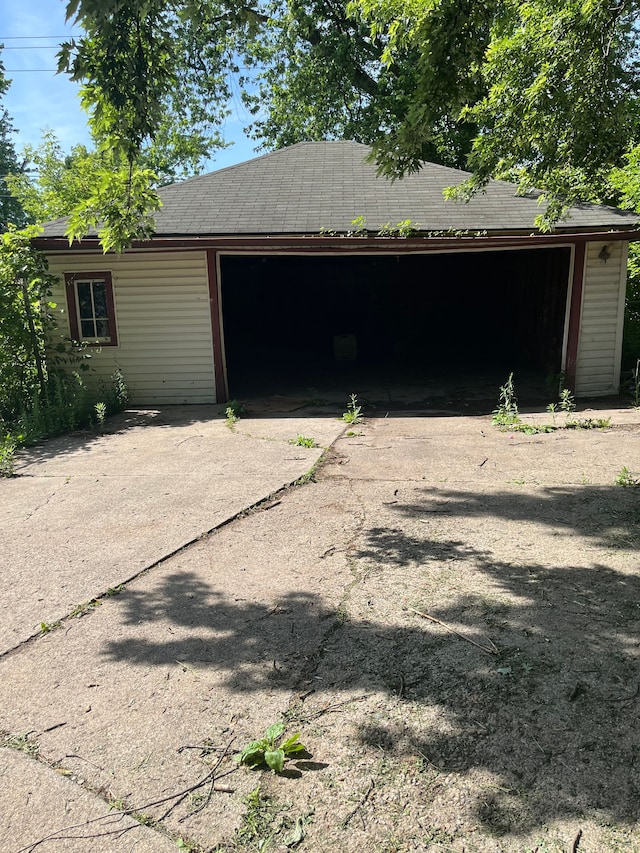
[0,0,259,173]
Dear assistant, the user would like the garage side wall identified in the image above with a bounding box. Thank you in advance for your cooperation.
[574,241,628,396]
[46,251,216,404]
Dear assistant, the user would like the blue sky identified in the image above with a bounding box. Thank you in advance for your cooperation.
[0,0,258,171]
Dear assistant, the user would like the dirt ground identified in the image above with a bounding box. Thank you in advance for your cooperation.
[2,406,640,853]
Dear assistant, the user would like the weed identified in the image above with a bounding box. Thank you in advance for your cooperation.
[347,216,368,237]
[341,393,363,424]
[492,373,520,427]
[39,620,62,635]
[0,434,16,477]
[3,732,40,756]
[176,839,199,851]
[295,459,321,485]
[289,435,318,448]
[510,423,555,435]
[616,466,639,487]
[94,401,107,428]
[224,398,245,431]
[104,585,123,597]
[378,219,416,237]
[570,416,611,430]
[546,402,557,425]
[111,367,128,409]
[237,722,307,773]
[69,599,101,618]
[235,786,282,848]
[558,388,576,424]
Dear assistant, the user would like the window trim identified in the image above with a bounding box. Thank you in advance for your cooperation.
[64,271,118,347]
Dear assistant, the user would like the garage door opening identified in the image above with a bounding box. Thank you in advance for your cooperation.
[219,248,571,402]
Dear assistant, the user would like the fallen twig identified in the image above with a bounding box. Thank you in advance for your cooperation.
[304,694,371,721]
[572,828,583,852]
[408,607,499,655]
[341,777,375,827]
[17,737,237,853]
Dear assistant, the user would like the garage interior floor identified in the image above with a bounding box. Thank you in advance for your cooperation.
[231,365,559,416]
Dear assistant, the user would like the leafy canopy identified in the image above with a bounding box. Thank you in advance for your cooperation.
[55,0,640,246]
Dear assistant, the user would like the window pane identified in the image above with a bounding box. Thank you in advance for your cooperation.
[77,282,93,319]
[95,319,109,337]
[92,282,108,318]
[81,319,95,337]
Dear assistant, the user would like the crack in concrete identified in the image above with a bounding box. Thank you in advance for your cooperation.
[23,490,57,522]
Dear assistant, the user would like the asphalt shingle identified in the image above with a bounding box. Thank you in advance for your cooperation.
[41,140,639,238]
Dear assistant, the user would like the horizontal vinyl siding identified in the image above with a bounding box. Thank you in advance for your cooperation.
[47,251,216,404]
[575,241,627,396]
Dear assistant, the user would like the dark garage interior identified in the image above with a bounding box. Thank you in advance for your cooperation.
[220,247,571,404]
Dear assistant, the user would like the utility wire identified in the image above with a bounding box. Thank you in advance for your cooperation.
[0,36,76,40]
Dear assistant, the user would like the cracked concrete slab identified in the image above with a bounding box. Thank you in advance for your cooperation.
[0,406,345,654]
[0,748,178,853]
[1,405,639,853]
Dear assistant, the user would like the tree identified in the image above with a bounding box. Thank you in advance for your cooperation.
[0,226,58,421]
[0,51,26,228]
[352,0,640,225]
[57,1,640,242]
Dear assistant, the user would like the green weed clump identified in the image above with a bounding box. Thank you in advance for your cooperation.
[290,435,318,448]
[616,466,639,487]
[493,375,612,435]
[492,373,520,427]
[341,393,363,425]
[237,722,307,773]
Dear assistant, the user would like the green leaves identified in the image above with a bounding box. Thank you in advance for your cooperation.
[237,723,307,774]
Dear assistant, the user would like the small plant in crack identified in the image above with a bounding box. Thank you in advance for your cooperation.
[289,435,318,448]
[4,732,40,756]
[224,399,246,430]
[237,723,307,773]
[616,466,639,487]
[341,393,363,425]
[69,598,101,618]
[492,373,520,427]
[40,620,62,635]
[558,387,577,425]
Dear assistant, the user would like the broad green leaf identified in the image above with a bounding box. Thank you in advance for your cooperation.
[264,722,285,743]
[280,733,305,754]
[264,748,285,773]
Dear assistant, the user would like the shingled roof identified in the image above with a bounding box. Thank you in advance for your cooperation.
[41,140,639,238]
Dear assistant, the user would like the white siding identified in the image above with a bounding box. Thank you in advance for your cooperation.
[575,241,628,397]
[47,250,216,404]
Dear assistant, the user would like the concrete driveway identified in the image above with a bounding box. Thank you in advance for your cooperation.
[1,402,639,853]
[1,406,345,655]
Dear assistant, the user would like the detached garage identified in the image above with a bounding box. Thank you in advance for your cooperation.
[36,141,637,404]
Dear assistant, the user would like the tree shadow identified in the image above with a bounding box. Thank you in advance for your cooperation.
[102,534,640,836]
[97,480,640,836]
[391,484,640,550]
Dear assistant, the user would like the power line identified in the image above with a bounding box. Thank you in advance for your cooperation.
[1,46,62,50]
[0,36,74,40]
